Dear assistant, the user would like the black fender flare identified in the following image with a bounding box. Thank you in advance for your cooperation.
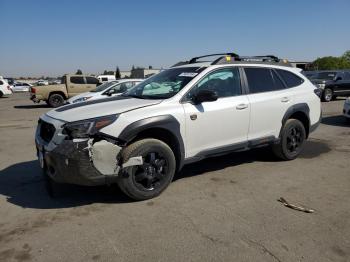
[279,103,310,138]
[118,115,185,170]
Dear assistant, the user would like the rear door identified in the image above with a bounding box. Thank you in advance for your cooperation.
[335,72,350,95]
[85,76,99,91]
[244,67,292,140]
[67,76,85,96]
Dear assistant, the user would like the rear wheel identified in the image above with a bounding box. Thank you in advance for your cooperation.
[48,93,65,107]
[118,139,176,200]
[322,88,333,102]
[272,119,306,160]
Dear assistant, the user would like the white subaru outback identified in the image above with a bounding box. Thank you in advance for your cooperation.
[35,53,322,200]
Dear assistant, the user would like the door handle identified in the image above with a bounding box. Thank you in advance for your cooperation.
[236,104,248,110]
[281,97,290,103]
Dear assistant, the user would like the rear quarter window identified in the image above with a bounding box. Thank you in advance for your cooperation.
[276,69,304,88]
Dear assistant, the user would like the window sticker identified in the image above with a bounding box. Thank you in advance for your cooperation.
[179,72,198,77]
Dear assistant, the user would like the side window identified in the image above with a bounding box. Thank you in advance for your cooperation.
[86,77,99,84]
[245,68,285,94]
[188,67,241,99]
[0,80,3,85]
[102,77,108,82]
[276,69,305,88]
[70,76,85,84]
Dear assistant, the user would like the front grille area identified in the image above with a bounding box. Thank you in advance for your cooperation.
[40,120,56,143]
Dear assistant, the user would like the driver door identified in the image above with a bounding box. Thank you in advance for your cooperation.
[182,67,250,158]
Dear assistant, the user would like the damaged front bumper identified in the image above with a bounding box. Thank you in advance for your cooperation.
[36,138,122,186]
[35,115,124,186]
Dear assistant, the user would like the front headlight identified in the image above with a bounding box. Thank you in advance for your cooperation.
[73,96,93,103]
[62,115,118,138]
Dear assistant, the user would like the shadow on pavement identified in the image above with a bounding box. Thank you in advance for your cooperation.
[14,104,50,109]
[176,139,331,180]
[0,139,331,209]
[0,160,131,209]
[322,115,350,127]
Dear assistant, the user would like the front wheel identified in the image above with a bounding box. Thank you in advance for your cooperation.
[272,119,306,160]
[118,139,176,200]
[322,88,333,102]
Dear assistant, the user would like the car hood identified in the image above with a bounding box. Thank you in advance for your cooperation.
[46,96,162,122]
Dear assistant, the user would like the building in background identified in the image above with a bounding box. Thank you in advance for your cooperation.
[131,68,161,78]
[120,71,131,78]
[290,61,311,70]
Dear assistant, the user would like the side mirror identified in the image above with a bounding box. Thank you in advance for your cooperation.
[192,89,218,104]
[105,89,114,96]
[335,77,342,81]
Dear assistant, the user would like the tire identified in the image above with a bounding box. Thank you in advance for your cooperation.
[0,91,3,98]
[118,139,176,200]
[48,93,65,107]
[322,88,333,102]
[272,119,306,160]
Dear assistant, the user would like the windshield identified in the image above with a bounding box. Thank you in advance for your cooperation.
[124,67,205,99]
[91,81,118,92]
[311,72,336,80]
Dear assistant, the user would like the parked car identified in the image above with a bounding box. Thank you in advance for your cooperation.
[97,75,116,83]
[67,79,143,104]
[311,70,350,102]
[36,80,49,86]
[0,78,13,97]
[4,77,15,86]
[30,74,100,107]
[35,53,321,200]
[12,82,32,92]
[302,71,317,79]
[343,97,350,122]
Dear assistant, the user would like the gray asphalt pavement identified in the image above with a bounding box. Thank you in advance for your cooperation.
[0,93,349,262]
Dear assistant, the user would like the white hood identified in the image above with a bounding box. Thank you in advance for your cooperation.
[46,96,162,122]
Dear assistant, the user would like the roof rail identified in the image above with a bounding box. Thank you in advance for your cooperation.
[189,53,239,64]
[172,53,291,67]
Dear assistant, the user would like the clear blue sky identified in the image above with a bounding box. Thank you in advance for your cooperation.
[0,0,349,77]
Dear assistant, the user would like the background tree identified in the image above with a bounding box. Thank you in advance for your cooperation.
[76,69,83,75]
[342,50,350,62]
[115,66,121,79]
[310,56,350,70]
[102,70,114,75]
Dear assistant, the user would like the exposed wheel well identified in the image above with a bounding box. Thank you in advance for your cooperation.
[128,128,182,171]
[49,91,66,100]
[289,111,310,137]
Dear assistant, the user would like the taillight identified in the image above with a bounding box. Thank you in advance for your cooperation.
[314,88,322,98]
[31,87,36,93]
